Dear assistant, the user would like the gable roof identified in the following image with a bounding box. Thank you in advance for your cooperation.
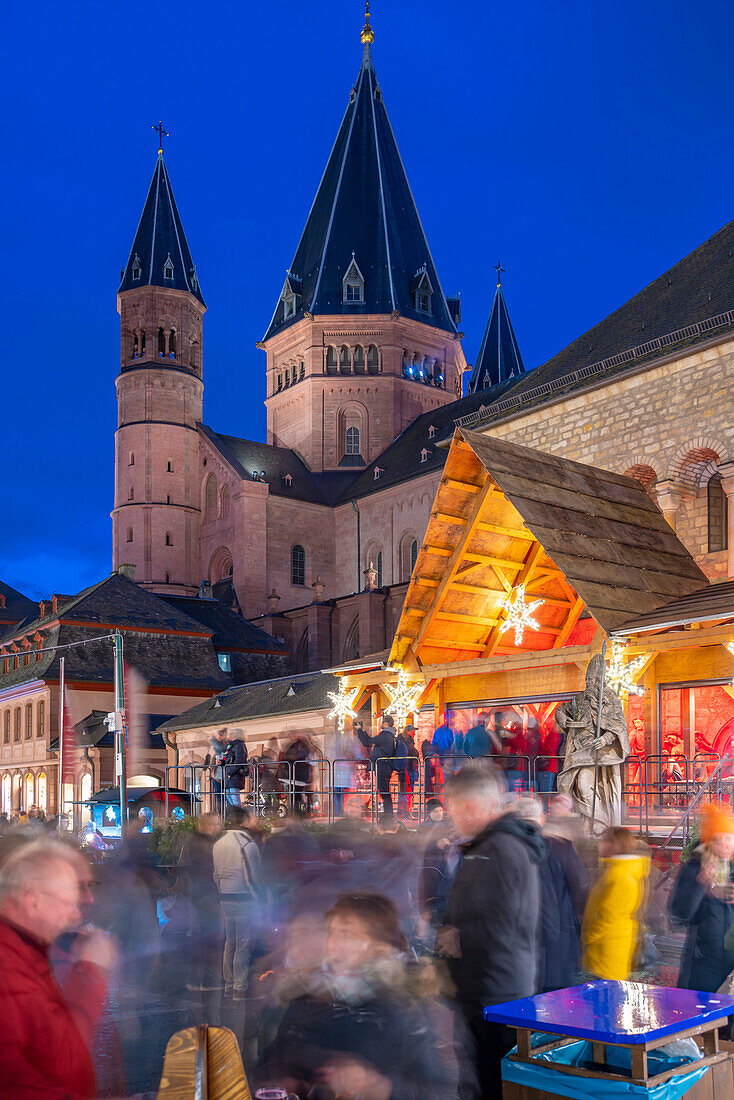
[159,594,287,652]
[468,283,525,392]
[159,670,340,733]
[263,35,456,340]
[389,428,708,668]
[612,579,734,636]
[118,153,204,305]
[0,581,37,630]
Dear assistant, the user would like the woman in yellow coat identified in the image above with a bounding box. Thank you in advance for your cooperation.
[582,827,650,980]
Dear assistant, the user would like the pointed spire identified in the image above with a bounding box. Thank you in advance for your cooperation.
[468,269,526,393]
[119,135,204,305]
[264,15,455,340]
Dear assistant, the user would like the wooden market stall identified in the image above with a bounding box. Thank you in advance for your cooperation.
[339,428,712,805]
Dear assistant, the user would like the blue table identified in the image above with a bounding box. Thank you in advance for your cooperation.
[484,981,734,1088]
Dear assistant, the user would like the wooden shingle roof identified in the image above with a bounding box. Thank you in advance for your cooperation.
[390,429,707,668]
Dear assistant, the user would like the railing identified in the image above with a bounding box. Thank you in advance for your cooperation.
[162,750,732,829]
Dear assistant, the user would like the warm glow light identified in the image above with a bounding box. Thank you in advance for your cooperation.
[327,680,359,733]
[498,583,544,645]
[383,668,423,727]
[606,641,646,697]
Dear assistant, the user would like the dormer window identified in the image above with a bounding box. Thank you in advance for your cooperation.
[342,254,365,304]
[280,271,301,321]
[132,255,141,281]
[411,264,434,315]
[283,294,296,319]
[163,255,174,280]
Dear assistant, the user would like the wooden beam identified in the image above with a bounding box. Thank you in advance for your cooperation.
[434,611,500,627]
[553,596,585,649]
[433,512,468,526]
[622,623,734,653]
[421,642,594,678]
[441,479,482,494]
[449,580,572,608]
[477,521,534,540]
[426,545,452,558]
[411,482,496,654]
[421,639,487,652]
[415,577,439,588]
[462,552,524,570]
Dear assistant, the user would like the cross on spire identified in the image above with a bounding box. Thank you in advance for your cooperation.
[361,0,374,44]
[153,121,170,155]
[494,260,505,287]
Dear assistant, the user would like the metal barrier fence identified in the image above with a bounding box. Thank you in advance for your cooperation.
[164,751,730,830]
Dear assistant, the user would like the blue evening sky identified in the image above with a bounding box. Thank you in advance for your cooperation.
[2,0,733,598]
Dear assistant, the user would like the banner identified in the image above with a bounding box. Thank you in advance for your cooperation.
[60,686,79,783]
[123,662,148,780]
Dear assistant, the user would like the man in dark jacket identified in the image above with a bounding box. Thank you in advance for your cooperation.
[357,718,398,819]
[438,766,545,1099]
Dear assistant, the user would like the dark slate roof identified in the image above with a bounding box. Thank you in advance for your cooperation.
[159,594,287,651]
[263,39,456,340]
[159,671,340,733]
[49,710,174,751]
[0,581,37,630]
[458,217,734,431]
[459,428,708,632]
[612,580,734,635]
[468,283,525,392]
[0,573,233,693]
[118,154,204,305]
[201,426,359,505]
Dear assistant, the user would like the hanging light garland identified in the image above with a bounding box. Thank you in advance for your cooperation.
[383,667,423,728]
[498,583,544,645]
[606,641,646,697]
[327,680,359,733]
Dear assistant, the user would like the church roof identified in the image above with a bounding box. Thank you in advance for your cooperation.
[160,594,287,652]
[263,32,456,340]
[118,153,204,305]
[0,580,36,630]
[467,281,525,392]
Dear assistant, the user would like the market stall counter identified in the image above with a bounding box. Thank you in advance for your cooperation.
[484,981,734,1100]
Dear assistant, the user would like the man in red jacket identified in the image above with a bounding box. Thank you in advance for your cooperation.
[0,839,113,1099]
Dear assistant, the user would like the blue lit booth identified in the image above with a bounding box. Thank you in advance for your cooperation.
[86,786,192,837]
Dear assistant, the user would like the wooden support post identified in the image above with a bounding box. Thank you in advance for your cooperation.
[630,1046,648,1082]
[515,1029,531,1058]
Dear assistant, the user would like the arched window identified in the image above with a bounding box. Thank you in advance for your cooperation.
[158,327,166,356]
[1,774,10,812]
[326,346,338,372]
[167,460,173,472]
[37,772,47,812]
[13,708,21,742]
[339,345,351,372]
[11,774,20,811]
[367,345,379,373]
[353,345,365,372]
[80,773,92,823]
[25,703,32,740]
[376,551,383,588]
[220,485,230,519]
[165,531,172,546]
[345,426,360,455]
[205,474,218,523]
[129,451,135,466]
[708,473,728,553]
[169,329,176,358]
[410,539,418,573]
[140,330,146,355]
[131,333,139,360]
[24,773,34,808]
[128,486,134,500]
[3,710,9,743]
[126,527,133,543]
[343,617,360,661]
[209,547,233,583]
[37,701,45,738]
[291,544,306,586]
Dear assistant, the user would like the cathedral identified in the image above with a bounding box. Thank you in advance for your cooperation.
[113,9,734,672]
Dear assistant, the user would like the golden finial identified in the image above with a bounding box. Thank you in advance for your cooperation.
[361,0,374,44]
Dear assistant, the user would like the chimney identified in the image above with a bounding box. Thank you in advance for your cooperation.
[199,580,214,600]
[51,596,58,614]
[117,564,137,581]
[38,601,46,619]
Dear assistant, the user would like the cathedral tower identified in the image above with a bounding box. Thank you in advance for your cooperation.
[467,265,526,393]
[112,136,206,593]
[260,9,466,473]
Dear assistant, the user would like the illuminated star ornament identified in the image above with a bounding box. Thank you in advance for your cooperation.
[606,641,646,697]
[383,668,423,727]
[499,584,543,645]
[327,680,359,733]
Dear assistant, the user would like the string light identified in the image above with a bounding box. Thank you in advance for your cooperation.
[606,641,646,697]
[498,584,544,645]
[383,667,423,727]
[327,680,359,733]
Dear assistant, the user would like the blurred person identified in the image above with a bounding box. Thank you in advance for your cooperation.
[214,806,263,1000]
[419,801,459,935]
[259,892,451,1100]
[513,797,587,991]
[536,720,561,793]
[461,714,491,759]
[0,839,114,1099]
[397,725,419,817]
[582,826,650,981]
[670,803,734,991]
[421,740,442,798]
[357,717,400,820]
[180,813,222,999]
[438,765,545,1099]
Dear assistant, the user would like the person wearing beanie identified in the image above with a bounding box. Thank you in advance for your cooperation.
[669,802,734,991]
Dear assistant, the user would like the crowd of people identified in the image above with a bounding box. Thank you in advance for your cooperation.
[3,753,734,1099]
